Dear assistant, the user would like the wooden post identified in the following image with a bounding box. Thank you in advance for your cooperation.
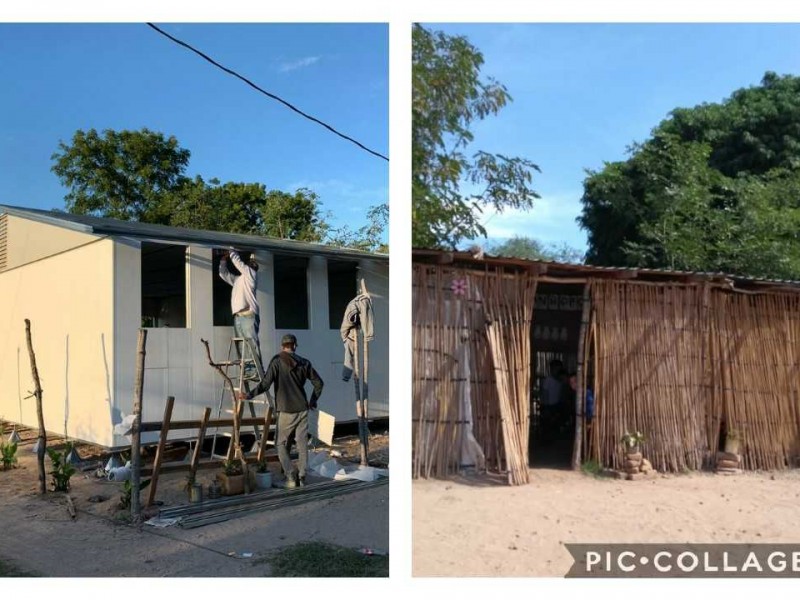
[146,396,174,507]
[361,322,370,465]
[572,285,592,470]
[24,319,46,495]
[257,405,273,464]
[189,407,212,484]
[357,277,370,466]
[130,329,147,523]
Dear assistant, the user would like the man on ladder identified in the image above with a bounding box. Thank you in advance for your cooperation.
[218,248,264,380]
[240,334,324,488]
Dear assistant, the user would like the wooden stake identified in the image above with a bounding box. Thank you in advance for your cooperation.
[189,407,212,483]
[130,328,147,523]
[65,494,76,520]
[257,405,273,464]
[24,319,46,495]
[146,396,174,507]
[359,277,370,465]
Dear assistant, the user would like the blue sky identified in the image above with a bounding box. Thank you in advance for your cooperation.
[0,23,388,235]
[430,23,800,253]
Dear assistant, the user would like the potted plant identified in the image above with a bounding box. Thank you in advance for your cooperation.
[184,475,203,503]
[621,431,646,456]
[219,458,245,496]
[253,459,272,490]
[724,428,742,455]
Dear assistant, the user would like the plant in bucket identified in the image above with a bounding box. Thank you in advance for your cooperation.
[621,431,646,456]
[184,475,203,503]
[253,459,272,490]
[620,431,649,478]
[220,458,245,496]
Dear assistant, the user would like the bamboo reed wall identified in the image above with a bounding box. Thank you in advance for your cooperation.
[709,293,800,470]
[588,281,709,472]
[589,280,800,472]
[412,264,536,484]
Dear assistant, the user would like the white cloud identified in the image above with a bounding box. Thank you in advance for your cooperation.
[278,56,321,73]
[287,178,387,205]
[480,191,588,250]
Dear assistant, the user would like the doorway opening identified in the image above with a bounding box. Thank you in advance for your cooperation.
[529,282,585,468]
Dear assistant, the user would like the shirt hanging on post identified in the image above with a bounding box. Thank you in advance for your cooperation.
[339,293,373,381]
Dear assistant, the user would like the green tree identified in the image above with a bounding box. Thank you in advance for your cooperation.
[51,128,387,249]
[490,236,584,263]
[412,24,540,249]
[579,72,800,280]
[51,128,190,223]
[158,178,329,241]
[326,203,389,253]
[164,176,266,234]
[261,189,328,242]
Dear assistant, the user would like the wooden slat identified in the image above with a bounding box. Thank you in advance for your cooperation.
[139,417,264,433]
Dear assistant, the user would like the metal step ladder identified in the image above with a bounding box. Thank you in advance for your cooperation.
[210,337,275,460]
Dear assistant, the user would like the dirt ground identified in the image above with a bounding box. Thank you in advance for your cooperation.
[413,467,800,577]
[0,423,388,577]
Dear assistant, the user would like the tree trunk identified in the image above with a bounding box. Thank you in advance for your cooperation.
[24,319,47,495]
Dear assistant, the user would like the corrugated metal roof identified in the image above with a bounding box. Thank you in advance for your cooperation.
[1,204,388,262]
[412,248,800,292]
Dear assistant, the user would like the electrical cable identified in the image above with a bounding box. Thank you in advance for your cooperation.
[145,23,389,162]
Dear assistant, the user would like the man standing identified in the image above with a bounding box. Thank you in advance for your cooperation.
[218,248,263,379]
[240,334,324,488]
[540,359,566,442]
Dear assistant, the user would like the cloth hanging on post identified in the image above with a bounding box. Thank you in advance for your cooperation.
[339,293,374,381]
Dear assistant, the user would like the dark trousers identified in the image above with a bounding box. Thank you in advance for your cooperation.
[276,410,308,479]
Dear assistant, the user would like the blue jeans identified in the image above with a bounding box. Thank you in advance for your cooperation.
[233,313,264,378]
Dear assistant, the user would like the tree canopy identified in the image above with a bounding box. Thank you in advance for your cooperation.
[412,24,540,249]
[51,128,386,251]
[490,236,584,264]
[51,128,190,223]
[579,72,800,280]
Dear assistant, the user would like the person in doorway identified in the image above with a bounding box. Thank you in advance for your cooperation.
[240,334,324,488]
[540,359,566,442]
[218,248,264,379]
[564,372,579,433]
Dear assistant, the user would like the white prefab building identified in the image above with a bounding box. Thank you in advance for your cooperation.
[0,205,389,448]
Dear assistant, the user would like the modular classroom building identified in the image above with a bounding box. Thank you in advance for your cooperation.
[412,248,800,485]
[0,205,389,448]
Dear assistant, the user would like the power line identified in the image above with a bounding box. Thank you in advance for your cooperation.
[146,23,389,162]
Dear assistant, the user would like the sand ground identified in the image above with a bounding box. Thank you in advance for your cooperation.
[412,468,800,577]
[0,426,389,577]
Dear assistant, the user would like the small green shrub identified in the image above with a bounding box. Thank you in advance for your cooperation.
[47,444,76,491]
[119,478,151,510]
[581,459,602,476]
[1,441,19,470]
[621,431,646,449]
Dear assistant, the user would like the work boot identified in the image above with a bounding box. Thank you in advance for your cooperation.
[277,475,298,490]
[298,476,306,488]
